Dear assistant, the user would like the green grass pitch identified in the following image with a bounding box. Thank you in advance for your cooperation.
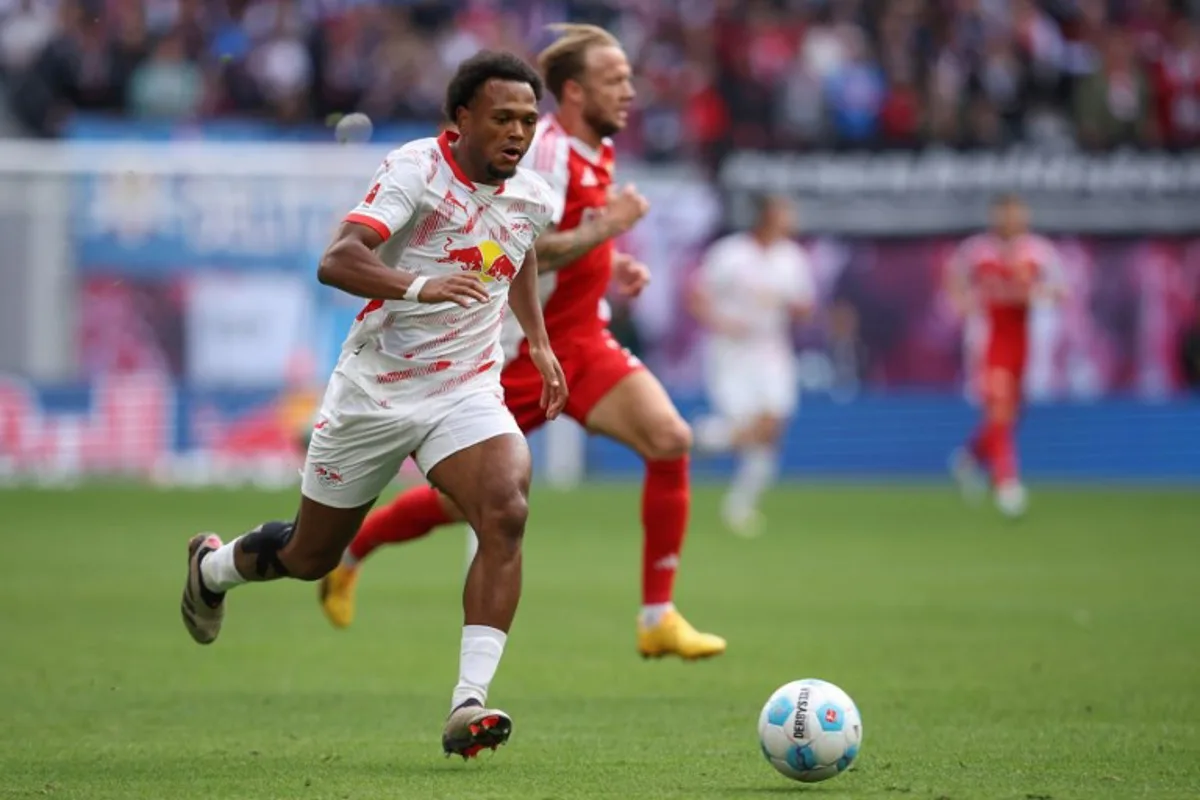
[1,482,1198,799]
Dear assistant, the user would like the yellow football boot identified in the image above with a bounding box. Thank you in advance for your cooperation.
[637,609,726,660]
[318,563,360,629]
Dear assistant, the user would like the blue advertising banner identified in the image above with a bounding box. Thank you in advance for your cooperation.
[590,394,1200,482]
[72,171,365,273]
[1,376,1195,484]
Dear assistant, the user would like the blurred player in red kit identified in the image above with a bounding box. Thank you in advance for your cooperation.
[947,194,1065,518]
[320,24,726,660]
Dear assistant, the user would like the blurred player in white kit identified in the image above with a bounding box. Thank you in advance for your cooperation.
[690,194,816,537]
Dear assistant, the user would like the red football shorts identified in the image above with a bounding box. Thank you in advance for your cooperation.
[502,329,644,433]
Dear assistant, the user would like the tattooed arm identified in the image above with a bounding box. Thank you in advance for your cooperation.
[534,184,649,272]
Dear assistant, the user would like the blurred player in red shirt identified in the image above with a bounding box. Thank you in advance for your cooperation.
[320,24,725,660]
[947,194,1065,518]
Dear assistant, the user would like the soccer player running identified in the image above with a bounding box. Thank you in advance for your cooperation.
[689,194,816,537]
[321,24,726,661]
[947,194,1065,518]
[179,52,568,759]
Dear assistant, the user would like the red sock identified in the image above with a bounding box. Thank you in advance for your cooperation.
[347,484,452,562]
[989,422,1018,486]
[641,456,690,606]
[971,421,1018,486]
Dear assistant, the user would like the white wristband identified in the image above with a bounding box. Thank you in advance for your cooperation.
[404,275,429,302]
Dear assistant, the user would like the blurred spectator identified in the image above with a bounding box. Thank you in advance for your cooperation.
[823,27,886,147]
[1074,29,1158,148]
[127,29,202,119]
[1150,16,1200,149]
[0,0,54,77]
[0,0,1198,157]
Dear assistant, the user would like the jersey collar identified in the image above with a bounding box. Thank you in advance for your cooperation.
[438,130,505,195]
[547,114,611,168]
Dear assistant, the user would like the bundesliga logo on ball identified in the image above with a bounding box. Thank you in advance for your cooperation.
[758,679,863,783]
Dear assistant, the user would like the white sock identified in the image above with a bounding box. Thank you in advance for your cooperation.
[340,548,359,569]
[451,625,507,712]
[694,415,735,453]
[725,447,778,521]
[640,602,674,627]
[200,538,248,594]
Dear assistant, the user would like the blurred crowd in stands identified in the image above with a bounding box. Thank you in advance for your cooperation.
[1,0,1199,158]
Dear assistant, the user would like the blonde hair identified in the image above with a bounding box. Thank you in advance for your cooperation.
[537,23,621,102]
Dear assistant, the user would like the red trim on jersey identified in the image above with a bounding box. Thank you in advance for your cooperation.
[427,359,497,397]
[345,213,391,242]
[376,361,453,385]
[543,113,612,167]
[437,130,507,195]
[438,131,475,191]
[356,299,384,321]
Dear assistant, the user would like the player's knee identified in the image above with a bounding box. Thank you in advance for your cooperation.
[984,395,1016,424]
[641,416,692,461]
[477,489,528,553]
[756,416,785,444]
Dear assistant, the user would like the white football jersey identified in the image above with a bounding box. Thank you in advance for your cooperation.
[336,131,555,402]
[698,232,816,357]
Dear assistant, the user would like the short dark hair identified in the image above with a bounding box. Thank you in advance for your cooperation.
[444,51,543,123]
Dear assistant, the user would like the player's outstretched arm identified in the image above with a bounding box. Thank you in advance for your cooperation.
[318,223,489,308]
[509,250,567,418]
[534,184,649,271]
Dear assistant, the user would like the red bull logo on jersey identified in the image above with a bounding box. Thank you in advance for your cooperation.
[437,237,518,284]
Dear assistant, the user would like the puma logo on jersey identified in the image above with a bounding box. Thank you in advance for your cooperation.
[580,167,598,187]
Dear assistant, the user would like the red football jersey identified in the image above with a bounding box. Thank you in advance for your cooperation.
[510,114,615,348]
[951,232,1062,369]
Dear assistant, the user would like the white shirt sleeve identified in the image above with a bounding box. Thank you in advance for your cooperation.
[344,150,427,241]
[528,175,559,239]
[524,129,570,225]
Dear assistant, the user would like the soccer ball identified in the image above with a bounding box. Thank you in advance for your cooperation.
[757,679,863,783]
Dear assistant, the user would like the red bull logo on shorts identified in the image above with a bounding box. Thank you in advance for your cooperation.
[312,464,344,487]
[437,237,518,283]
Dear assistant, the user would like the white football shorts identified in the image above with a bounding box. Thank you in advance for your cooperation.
[301,370,521,508]
[705,351,798,422]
